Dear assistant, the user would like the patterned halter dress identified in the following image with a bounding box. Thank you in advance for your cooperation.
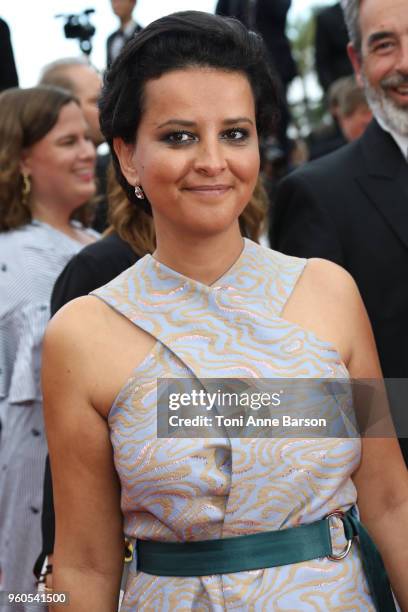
[93,239,375,611]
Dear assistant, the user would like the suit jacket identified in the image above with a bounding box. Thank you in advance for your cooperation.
[254,0,297,86]
[271,120,408,462]
[50,232,137,313]
[216,0,297,86]
[106,22,142,67]
[0,18,18,91]
[215,0,251,25]
[92,152,110,233]
[314,3,352,92]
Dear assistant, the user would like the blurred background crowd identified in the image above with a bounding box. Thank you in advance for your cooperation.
[1,0,366,171]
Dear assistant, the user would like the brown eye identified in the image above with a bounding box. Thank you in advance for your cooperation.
[373,40,395,53]
[221,128,249,141]
[60,138,76,146]
[163,131,196,145]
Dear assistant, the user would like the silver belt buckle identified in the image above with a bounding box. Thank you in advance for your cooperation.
[326,510,353,561]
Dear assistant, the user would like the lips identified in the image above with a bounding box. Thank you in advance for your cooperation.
[183,184,232,197]
[386,86,408,107]
[74,168,95,182]
[387,84,408,94]
[184,184,232,190]
[381,74,408,102]
[394,86,408,96]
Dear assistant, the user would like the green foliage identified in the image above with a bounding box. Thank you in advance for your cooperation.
[287,5,329,134]
[288,12,316,77]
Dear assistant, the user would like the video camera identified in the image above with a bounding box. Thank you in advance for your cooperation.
[56,9,96,56]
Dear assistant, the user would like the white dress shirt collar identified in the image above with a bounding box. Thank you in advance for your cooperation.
[121,19,136,36]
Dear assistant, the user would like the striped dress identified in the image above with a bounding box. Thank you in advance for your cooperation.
[93,238,376,611]
[0,220,98,610]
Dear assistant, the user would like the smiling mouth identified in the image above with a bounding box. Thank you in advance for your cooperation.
[183,185,232,195]
[392,86,408,95]
[385,87,408,108]
[74,169,94,181]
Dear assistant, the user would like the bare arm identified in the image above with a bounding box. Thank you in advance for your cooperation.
[283,259,408,609]
[346,277,408,610]
[42,299,124,611]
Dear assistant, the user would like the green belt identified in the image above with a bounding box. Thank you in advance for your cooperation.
[132,507,396,612]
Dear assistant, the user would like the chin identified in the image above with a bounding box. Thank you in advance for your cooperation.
[70,192,94,211]
[80,186,96,200]
[181,211,242,238]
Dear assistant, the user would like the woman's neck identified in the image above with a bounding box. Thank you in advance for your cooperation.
[153,224,245,286]
[31,199,84,242]
[31,198,71,228]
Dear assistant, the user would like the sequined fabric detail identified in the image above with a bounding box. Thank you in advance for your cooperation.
[92,239,373,611]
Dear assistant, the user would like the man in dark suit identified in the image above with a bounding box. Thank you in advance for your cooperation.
[216,0,296,156]
[215,0,251,26]
[314,3,353,93]
[215,0,297,89]
[271,0,408,463]
[0,18,18,91]
[106,0,141,68]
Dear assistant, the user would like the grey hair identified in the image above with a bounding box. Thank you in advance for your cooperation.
[340,0,361,54]
[38,57,94,94]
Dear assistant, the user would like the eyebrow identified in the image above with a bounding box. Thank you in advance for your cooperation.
[157,117,254,129]
[55,131,90,142]
[367,31,395,48]
[55,134,76,141]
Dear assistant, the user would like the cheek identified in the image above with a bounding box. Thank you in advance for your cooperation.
[234,149,260,187]
[30,158,56,184]
[32,149,70,173]
[35,157,76,192]
[47,157,72,178]
[366,56,395,85]
[136,149,189,187]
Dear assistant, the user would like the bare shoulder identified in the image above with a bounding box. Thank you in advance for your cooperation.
[45,294,141,360]
[46,295,112,340]
[301,257,357,294]
[282,258,368,367]
[44,294,157,417]
[44,297,109,382]
[43,297,110,403]
[283,257,361,322]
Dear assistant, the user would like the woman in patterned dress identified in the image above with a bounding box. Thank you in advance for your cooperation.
[0,86,98,609]
[43,12,408,611]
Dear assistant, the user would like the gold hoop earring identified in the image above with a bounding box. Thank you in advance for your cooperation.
[21,173,31,207]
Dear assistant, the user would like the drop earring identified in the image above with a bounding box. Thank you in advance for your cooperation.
[21,173,31,207]
[134,185,145,199]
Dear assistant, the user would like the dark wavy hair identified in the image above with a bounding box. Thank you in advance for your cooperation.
[99,10,279,236]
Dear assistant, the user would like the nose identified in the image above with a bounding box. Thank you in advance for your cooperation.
[193,138,227,176]
[395,38,408,74]
[79,137,96,162]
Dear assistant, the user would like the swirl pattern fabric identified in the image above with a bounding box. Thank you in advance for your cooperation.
[92,239,374,611]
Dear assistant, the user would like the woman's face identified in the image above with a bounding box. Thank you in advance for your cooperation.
[115,68,260,239]
[22,101,96,211]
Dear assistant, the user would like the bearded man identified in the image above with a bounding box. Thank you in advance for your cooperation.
[271,0,408,464]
